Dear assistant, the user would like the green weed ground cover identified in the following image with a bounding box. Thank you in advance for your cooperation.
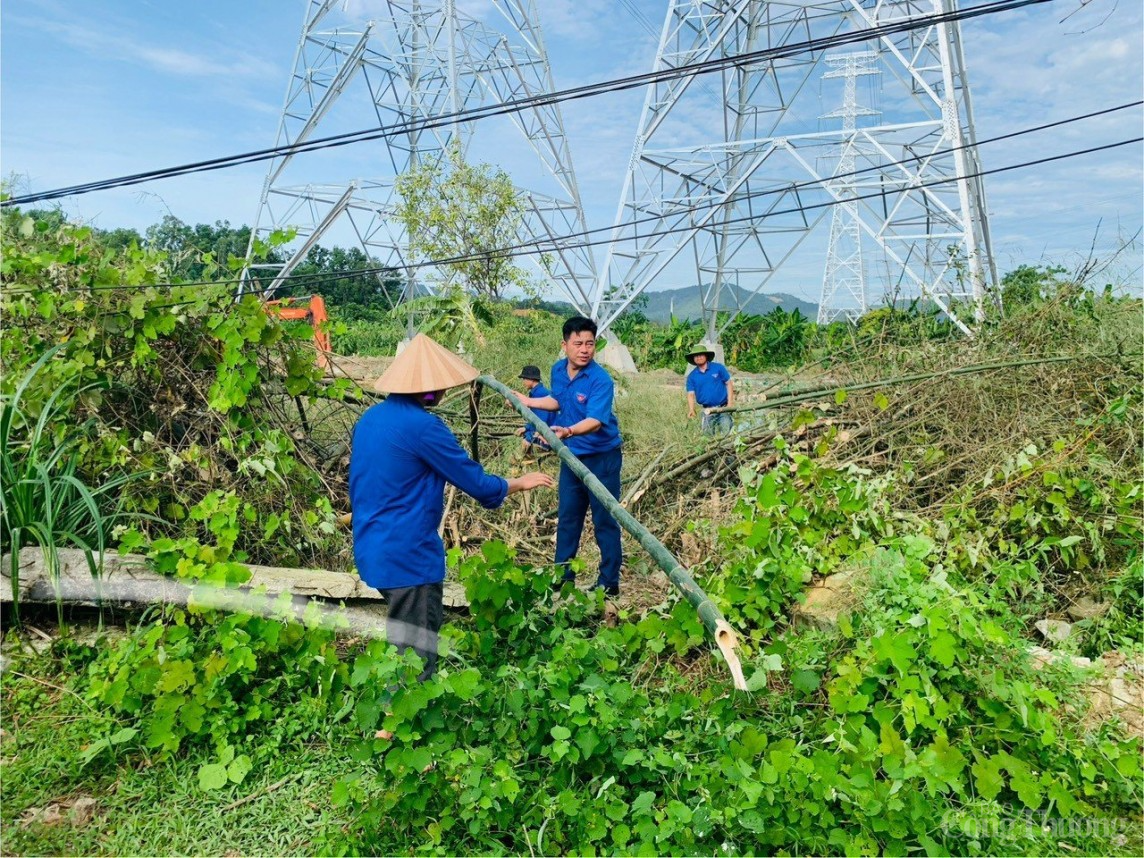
[2,660,354,854]
[4,444,1141,856]
[4,533,1141,856]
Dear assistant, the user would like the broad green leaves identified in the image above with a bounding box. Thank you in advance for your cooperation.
[1,207,344,571]
[86,572,347,789]
[700,448,894,644]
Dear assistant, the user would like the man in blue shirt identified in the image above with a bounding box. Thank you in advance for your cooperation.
[685,342,734,435]
[515,364,557,454]
[351,334,553,682]
[512,317,624,596]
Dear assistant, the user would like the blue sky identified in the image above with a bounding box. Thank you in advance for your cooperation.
[2,0,1141,304]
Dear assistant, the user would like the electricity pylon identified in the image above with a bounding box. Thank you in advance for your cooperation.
[595,0,997,340]
[818,51,880,324]
[242,0,596,311]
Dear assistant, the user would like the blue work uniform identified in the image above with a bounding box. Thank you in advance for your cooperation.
[686,361,732,407]
[549,359,622,456]
[523,382,558,448]
[350,394,508,590]
[549,358,623,592]
[687,362,733,435]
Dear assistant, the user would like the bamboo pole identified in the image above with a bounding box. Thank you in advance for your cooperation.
[4,563,390,639]
[478,374,746,691]
[714,354,1090,415]
[620,446,671,506]
[468,381,483,462]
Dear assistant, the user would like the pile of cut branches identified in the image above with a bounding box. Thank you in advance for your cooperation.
[441,287,1141,585]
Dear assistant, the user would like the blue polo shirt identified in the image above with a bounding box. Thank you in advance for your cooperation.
[686,362,731,407]
[350,394,508,589]
[549,358,622,456]
[523,383,558,444]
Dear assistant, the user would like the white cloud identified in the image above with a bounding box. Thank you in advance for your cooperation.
[129,44,277,80]
[7,8,278,81]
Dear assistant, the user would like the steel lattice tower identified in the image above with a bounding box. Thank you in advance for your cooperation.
[595,0,997,340]
[818,51,880,324]
[242,0,596,308]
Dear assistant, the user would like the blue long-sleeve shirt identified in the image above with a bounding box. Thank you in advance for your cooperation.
[523,382,558,443]
[549,358,622,456]
[350,394,508,589]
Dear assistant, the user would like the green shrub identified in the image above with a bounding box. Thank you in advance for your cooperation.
[700,442,894,644]
[83,532,352,790]
[1,207,352,568]
[0,346,143,622]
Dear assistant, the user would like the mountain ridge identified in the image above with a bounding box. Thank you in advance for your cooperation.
[635,285,818,324]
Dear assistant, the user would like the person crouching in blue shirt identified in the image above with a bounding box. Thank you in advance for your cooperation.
[350,334,553,684]
[512,317,624,596]
[685,342,735,435]
[515,364,557,455]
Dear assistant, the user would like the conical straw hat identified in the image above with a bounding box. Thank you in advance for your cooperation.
[372,333,480,394]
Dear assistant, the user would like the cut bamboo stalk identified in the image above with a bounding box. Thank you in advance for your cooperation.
[479,374,747,691]
[620,446,670,506]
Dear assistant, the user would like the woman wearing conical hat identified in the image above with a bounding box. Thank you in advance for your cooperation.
[349,334,553,685]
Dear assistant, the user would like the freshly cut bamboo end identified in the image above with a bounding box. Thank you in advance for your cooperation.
[715,622,747,691]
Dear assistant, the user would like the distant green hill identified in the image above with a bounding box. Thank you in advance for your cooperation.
[513,286,818,325]
[637,285,818,324]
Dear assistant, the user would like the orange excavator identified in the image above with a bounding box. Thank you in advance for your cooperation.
[263,294,332,370]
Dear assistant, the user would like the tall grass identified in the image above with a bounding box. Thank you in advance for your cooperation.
[0,346,142,624]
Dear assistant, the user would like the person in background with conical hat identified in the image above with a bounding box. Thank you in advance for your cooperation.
[685,342,734,435]
[350,334,553,685]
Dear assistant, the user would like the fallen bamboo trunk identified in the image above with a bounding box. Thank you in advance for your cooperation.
[654,427,779,487]
[2,547,390,638]
[714,354,1091,416]
[479,375,747,691]
[620,446,671,507]
[1,547,470,637]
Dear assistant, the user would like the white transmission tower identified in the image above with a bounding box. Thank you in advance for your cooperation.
[818,51,880,324]
[242,0,596,310]
[595,0,997,341]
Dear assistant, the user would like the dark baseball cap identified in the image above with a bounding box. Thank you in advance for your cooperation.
[519,365,542,381]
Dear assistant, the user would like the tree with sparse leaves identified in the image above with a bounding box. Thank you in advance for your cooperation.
[394,143,533,303]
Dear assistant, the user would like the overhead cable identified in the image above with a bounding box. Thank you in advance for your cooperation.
[12,134,1137,309]
[2,0,1057,207]
[10,99,1135,296]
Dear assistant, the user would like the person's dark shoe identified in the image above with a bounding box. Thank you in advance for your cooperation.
[593,583,619,597]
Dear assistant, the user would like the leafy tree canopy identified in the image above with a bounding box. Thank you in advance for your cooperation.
[394,142,535,302]
[287,244,405,308]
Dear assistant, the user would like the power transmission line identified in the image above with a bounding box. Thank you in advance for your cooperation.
[9,134,1138,307]
[617,0,659,38]
[2,0,1057,207]
[8,100,1133,297]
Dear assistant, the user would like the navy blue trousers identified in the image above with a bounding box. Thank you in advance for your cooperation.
[555,446,623,591]
[380,582,443,682]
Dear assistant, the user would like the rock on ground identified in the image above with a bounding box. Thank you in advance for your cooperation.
[1066,596,1110,621]
[1028,645,1144,741]
[1087,651,1144,740]
[1034,618,1073,644]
